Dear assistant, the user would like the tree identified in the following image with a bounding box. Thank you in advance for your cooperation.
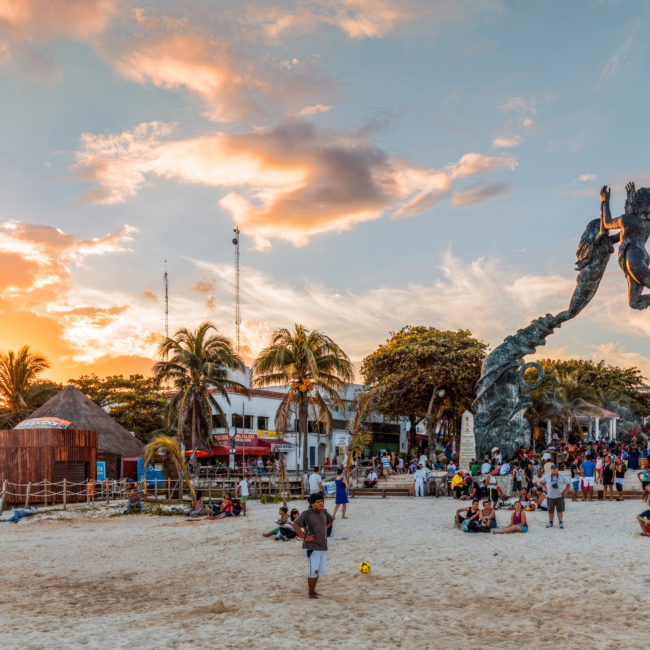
[142,435,195,498]
[361,327,487,452]
[68,374,167,444]
[153,322,248,470]
[0,346,59,426]
[344,390,373,480]
[252,324,353,472]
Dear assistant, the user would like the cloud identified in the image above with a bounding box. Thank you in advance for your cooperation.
[597,24,638,88]
[102,9,333,123]
[295,104,332,116]
[452,182,510,206]
[0,0,120,80]
[190,278,217,295]
[500,93,554,115]
[492,136,521,149]
[576,173,596,182]
[254,0,503,40]
[73,119,519,248]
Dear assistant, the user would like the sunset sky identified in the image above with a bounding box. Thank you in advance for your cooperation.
[1,0,649,383]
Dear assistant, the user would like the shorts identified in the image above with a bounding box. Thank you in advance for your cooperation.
[240,496,248,503]
[603,478,613,486]
[571,479,580,490]
[519,525,528,533]
[581,476,594,488]
[513,480,522,491]
[305,549,327,578]
[488,488,499,502]
[643,481,650,489]
[547,497,565,514]
[615,479,624,492]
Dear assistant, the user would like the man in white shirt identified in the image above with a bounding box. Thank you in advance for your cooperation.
[236,475,249,516]
[308,467,324,495]
[364,469,378,488]
[481,459,492,474]
[499,461,511,476]
[413,464,427,497]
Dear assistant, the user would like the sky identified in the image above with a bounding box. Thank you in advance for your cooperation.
[0,0,649,383]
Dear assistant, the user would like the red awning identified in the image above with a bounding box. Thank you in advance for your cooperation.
[212,445,271,456]
[184,449,213,458]
[416,433,427,441]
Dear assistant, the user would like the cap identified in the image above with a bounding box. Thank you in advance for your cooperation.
[551,463,558,469]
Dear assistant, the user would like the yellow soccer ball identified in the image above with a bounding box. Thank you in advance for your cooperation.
[359,562,370,574]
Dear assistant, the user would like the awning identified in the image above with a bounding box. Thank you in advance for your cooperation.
[184,449,213,458]
[259,438,294,453]
[211,445,271,456]
[416,433,427,441]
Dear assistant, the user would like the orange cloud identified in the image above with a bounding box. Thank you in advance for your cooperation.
[74,119,519,248]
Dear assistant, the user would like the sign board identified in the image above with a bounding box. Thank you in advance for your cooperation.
[257,430,279,438]
[458,410,476,471]
[334,432,349,446]
[322,481,336,497]
[271,442,293,453]
[96,461,106,481]
[214,433,257,446]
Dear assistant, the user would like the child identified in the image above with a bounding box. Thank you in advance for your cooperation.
[263,507,290,537]
[186,490,205,517]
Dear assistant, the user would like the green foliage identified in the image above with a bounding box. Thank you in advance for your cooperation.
[143,435,195,498]
[68,373,166,444]
[252,324,353,471]
[0,345,59,426]
[361,326,487,447]
[153,322,248,462]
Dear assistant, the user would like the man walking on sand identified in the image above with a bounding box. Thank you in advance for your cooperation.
[537,464,570,529]
[292,493,333,599]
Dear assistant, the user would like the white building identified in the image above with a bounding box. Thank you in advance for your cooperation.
[206,368,403,470]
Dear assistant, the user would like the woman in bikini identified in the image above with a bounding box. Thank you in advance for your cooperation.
[492,501,528,534]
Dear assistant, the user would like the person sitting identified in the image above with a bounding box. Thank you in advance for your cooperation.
[450,470,465,499]
[518,488,531,509]
[463,481,481,501]
[492,501,528,534]
[364,469,378,488]
[211,493,234,519]
[186,490,206,517]
[477,500,496,532]
[636,508,650,536]
[637,468,650,503]
[276,508,300,540]
[534,488,548,511]
[1,507,37,523]
[263,506,289,537]
[455,499,480,530]
[122,489,142,514]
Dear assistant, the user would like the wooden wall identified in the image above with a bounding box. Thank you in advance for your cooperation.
[0,429,97,502]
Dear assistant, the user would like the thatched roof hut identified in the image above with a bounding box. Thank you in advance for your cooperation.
[18,386,144,478]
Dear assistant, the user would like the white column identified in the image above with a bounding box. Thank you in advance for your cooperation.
[546,420,552,445]
[610,418,616,440]
[594,416,600,441]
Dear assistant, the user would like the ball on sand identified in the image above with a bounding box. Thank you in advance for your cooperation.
[359,562,370,574]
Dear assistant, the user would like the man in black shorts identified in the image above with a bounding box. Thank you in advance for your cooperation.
[292,493,333,599]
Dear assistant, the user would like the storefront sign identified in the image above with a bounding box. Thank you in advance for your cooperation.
[334,432,349,446]
[96,461,106,481]
[257,430,279,438]
[215,432,257,446]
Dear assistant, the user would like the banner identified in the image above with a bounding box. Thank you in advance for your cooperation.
[214,433,257,446]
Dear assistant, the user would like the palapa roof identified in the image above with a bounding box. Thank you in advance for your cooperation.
[21,386,144,456]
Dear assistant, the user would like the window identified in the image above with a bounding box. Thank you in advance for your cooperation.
[232,414,253,429]
[257,416,269,430]
[212,414,227,428]
[308,420,325,433]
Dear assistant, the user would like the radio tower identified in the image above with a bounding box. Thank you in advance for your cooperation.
[232,227,241,354]
[163,259,169,339]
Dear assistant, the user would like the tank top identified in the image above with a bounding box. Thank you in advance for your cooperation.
[513,511,523,525]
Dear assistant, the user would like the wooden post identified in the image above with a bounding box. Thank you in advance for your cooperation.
[154,477,158,502]
[208,479,212,506]
[106,479,110,504]
[0,479,7,514]
[63,478,67,510]
[44,479,48,508]
[25,482,31,508]
[167,477,171,500]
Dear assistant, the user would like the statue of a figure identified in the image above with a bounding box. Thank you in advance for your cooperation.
[556,218,618,322]
[601,183,650,309]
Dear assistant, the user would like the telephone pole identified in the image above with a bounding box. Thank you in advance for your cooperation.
[232,227,241,354]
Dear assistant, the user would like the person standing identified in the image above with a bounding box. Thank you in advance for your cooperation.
[86,477,95,505]
[292,493,333,599]
[614,459,627,501]
[332,467,349,519]
[413,464,426,497]
[537,464,570,529]
[580,455,596,502]
[308,466,324,495]
[486,468,499,505]
[444,441,452,465]
[236,474,249,516]
[602,456,615,501]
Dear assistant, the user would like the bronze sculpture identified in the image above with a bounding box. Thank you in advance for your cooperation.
[473,183,649,458]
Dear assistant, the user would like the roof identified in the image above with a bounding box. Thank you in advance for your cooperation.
[207,387,287,399]
[20,386,144,456]
[574,402,620,419]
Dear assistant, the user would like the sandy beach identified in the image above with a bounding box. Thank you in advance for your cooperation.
[0,496,647,649]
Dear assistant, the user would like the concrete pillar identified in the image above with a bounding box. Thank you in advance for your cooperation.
[594,416,600,441]
[546,420,552,445]
[610,418,617,440]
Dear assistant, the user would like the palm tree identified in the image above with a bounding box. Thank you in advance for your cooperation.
[252,325,353,472]
[143,435,195,499]
[0,345,57,426]
[344,390,373,481]
[153,322,248,471]
[548,369,600,441]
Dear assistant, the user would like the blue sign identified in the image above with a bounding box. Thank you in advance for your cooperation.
[96,461,106,481]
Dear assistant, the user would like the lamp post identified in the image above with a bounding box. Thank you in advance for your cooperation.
[229,427,236,470]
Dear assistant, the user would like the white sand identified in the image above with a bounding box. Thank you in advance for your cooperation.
[0,497,647,649]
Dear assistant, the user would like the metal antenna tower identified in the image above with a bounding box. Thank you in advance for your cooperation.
[163,259,169,339]
[232,227,241,354]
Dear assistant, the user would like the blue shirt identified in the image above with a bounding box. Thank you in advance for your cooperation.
[581,460,595,478]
